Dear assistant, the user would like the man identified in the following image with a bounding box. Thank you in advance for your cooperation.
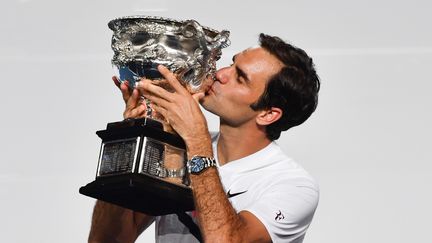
[89,33,320,243]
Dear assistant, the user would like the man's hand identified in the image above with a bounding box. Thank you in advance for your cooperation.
[136,65,211,155]
[112,76,147,119]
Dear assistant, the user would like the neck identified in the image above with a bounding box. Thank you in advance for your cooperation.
[217,122,271,166]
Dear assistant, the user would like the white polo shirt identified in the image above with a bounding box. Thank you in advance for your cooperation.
[155,133,319,243]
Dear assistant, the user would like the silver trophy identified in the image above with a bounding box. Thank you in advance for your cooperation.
[80,16,230,216]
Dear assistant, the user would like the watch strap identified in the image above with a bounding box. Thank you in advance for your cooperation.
[157,167,186,178]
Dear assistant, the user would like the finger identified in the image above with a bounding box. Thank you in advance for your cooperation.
[144,91,171,110]
[113,76,130,91]
[150,103,168,121]
[113,76,132,103]
[112,76,121,88]
[192,92,205,103]
[123,102,148,119]
[120,80,131,103]
[137,79,174,102]
[157,65,188,95]
[125,88,140,110]
[135,104,148,117]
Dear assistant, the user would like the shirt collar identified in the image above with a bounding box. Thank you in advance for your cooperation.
[212,133,282,174]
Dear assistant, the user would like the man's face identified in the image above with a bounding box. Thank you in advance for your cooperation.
[201,47,283,126]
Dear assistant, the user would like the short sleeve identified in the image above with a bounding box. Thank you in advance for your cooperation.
[243,181,319,243]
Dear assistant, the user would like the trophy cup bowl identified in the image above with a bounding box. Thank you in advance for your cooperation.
[79,16,230,216]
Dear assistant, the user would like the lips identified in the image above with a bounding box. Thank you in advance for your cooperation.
[202,76,217,95]
[208,89,214,95]
[207,83,218,95]
[204,87,212,96]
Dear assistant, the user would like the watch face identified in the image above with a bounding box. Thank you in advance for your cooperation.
[190,157,204,173]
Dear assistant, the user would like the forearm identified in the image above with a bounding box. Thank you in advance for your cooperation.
[187,139,245,243]
[88,200,154,243]
[191,169,246,243]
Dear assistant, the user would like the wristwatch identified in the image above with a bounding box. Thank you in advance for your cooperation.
[187,156,216,174]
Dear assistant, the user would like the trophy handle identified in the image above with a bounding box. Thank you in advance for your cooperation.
[178,20,211,89]
[180,21,231,89]
[181,20,210,54]
[210,30,231,50]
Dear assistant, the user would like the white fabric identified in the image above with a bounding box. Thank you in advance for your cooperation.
[155,133,319,243]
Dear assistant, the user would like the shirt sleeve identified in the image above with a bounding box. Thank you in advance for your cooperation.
[243,180,319,243]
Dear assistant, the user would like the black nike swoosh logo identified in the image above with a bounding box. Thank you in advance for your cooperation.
[227,189,248,198]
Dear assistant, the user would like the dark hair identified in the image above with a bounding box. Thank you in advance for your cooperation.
[250,33,320,140]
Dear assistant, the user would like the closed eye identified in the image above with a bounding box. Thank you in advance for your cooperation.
[236,66,248,83]
[232,55,250,83]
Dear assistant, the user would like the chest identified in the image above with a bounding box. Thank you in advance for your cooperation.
[220,170,273,211]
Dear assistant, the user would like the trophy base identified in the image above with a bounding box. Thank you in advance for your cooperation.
[80,117,194,216]
[79,173,194,216]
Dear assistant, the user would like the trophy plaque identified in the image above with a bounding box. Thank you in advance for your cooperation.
[79,16,230,216]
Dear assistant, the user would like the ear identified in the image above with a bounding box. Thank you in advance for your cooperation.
[256,107,283,126]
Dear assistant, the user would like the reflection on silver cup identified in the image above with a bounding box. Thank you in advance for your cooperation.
[109,16,230,93]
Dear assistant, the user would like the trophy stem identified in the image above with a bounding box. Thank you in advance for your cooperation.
[144,97,153,118]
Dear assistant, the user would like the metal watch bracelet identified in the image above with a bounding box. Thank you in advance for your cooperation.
[157,167,186,178]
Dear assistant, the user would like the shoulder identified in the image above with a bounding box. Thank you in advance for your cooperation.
[264,146,319,199]
[254,156,319,202]
[229,142,319,209]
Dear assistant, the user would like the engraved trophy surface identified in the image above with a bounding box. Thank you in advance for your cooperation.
[79,16,230,216]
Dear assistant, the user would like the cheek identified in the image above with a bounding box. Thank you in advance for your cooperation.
[232,88,262,106]
[205,85,260,111]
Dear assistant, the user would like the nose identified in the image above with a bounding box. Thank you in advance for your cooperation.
[215,66,230,84]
